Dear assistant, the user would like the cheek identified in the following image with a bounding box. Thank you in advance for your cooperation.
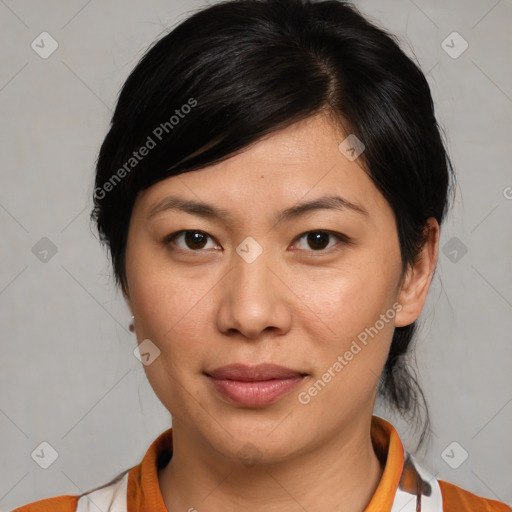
[129,259,216,366]
[131,270,213,420]
[300,261,398,332]
[298,273,399,411]
[292,254,400,382]
[126,239,197,333]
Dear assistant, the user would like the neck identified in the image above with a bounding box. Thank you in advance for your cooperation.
[159,414,384,512]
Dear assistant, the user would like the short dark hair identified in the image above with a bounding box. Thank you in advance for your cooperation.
[90,0,454,455]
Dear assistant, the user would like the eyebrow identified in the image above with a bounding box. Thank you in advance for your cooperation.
[148,194,368,225]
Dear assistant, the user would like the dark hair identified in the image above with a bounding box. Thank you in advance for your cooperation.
[87,0,454,496]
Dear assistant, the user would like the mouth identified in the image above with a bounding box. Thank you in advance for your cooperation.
[204,363,309,407]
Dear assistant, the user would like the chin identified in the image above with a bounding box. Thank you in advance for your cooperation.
[196,412,307,465]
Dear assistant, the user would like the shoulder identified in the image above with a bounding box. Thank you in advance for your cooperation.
[439,479,511,512]
[12,494,79,512]
[12,470,131,512]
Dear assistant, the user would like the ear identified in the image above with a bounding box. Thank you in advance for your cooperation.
[394,217,439,328]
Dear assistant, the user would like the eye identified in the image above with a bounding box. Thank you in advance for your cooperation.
[165,230,219,252]
[292,230,348,253]
[164,229,349,254]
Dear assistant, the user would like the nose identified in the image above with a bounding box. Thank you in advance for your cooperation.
[216,243,292,341]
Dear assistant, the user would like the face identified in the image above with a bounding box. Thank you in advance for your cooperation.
[124,113,435,464]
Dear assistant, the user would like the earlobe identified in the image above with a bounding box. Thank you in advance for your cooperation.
[394,218,440,328]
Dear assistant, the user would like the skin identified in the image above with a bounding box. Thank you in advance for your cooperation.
[123,112,439,512]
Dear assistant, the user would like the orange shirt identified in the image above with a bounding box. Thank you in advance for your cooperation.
[12,415,511,512]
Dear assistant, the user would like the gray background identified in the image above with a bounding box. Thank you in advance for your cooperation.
[1,0,511,509]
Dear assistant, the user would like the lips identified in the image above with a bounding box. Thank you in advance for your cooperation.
[207,363,305,381]
[205,363,307,407]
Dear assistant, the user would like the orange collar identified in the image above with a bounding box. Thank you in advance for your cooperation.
[364,415,405,511]
[127,415,409,511]
[18,415,510,511]
[73,415,446,512]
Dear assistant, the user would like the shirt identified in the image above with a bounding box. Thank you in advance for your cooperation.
[12,415,511,512]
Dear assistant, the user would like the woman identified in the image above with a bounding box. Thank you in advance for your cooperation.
[14,0,511,510]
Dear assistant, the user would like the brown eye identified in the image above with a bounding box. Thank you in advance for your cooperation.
[306,231,330,250]
[166,230,218,251]
[293,231,347,252]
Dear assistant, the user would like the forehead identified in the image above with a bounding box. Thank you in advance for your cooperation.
[134,114,389,222]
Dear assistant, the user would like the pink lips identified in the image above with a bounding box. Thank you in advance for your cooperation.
[205,363,307,407]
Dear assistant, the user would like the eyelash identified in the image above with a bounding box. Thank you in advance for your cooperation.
[163,230,351,255]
